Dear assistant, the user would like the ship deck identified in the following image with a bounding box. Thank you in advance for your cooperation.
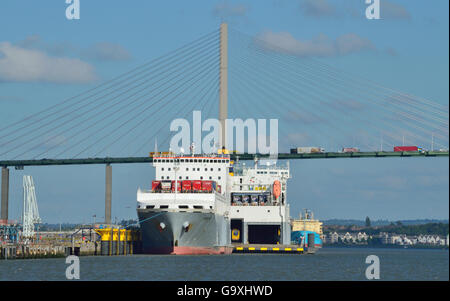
[232,244,316,254]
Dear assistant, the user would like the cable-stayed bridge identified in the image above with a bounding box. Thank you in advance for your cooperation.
[0,24,448,223]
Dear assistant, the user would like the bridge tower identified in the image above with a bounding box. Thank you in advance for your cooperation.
[219,23,228,149]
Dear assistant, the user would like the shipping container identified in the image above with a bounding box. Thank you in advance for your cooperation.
[202,180,213,192]
[342,147,359,153]
[192,180,202,192]
[182,180,192,192]
[394,146,418,152]
[291,147,325,154]
[171,180,181,192]
[152,181,161,191]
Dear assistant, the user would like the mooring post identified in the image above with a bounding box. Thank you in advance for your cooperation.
[1,167,9,222]
[105,164,112,225]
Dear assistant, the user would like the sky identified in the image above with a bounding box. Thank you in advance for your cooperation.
[0,0,448,223]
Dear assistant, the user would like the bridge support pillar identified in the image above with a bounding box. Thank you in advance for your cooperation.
[105,164,112,225]
[1,167,9,222]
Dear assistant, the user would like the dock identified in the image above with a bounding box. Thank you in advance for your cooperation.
[232,244,315,254]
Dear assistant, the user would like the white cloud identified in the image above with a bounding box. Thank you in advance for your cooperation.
[81,42,131,61]
[300,0,335,17]
[381,0,411,20]
[0,42,97,83]
[213,2,248,18]
[256,31,375,57]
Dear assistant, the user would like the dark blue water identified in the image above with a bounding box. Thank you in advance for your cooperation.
[0,248,448,281]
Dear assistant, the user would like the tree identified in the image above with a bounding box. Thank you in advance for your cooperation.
[365,216,371,228]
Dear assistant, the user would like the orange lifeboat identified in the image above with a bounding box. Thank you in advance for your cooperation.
[273,180,281,200]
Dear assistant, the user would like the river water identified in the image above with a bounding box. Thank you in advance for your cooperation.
[0,247,448,281]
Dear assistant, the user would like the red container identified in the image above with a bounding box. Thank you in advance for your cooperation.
[343,147,359,153]
[152,181,161,191]
[182,180,192,192]
[394,146,418,152]
[192,180,202,192]
[202,180,213,192]
[171,180,181,192]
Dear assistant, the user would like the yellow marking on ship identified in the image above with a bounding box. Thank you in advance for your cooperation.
[284,248,291,251]
[248,247,255,251]
[272,248,279,251]
[297,248,303,252]
[260,247,267,251]
[236,247,243,251]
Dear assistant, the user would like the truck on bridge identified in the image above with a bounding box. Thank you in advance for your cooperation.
[394,146,423,152]
[290,147,325,154]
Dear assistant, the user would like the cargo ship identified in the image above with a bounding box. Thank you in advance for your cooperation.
[136,150,292,255]
[290,209,323,248]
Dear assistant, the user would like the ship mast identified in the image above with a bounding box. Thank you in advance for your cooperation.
[219,23,228,149]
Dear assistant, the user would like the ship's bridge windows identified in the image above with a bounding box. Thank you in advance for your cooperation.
[194,159,198,163]
[159,205,169,209]
[218,168,221,171]
[178,205,188,209]
[168,168,171,171]
[193,205,203,209]
[205,168,208,171]
[210,168,213,171]
[186,168,189,171]
[189,159,193,162]
[161,168,164,171]
[181,159,185,162]
[166,176,170,179]
[197,168,200,171]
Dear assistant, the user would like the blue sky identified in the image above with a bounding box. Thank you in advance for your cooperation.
[0,0,448,223]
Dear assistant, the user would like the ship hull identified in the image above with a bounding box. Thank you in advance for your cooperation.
[137,209,231,255]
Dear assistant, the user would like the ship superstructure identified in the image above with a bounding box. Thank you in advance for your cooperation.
[136,153,293,254]
[136,153,232,254]
[228,159,291,245]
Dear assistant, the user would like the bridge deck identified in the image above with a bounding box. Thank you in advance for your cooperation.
[0,151,448,167]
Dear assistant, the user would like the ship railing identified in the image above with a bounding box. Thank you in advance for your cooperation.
[151,152,230,159]
[143,189,218,194]
[230,201,280,207]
